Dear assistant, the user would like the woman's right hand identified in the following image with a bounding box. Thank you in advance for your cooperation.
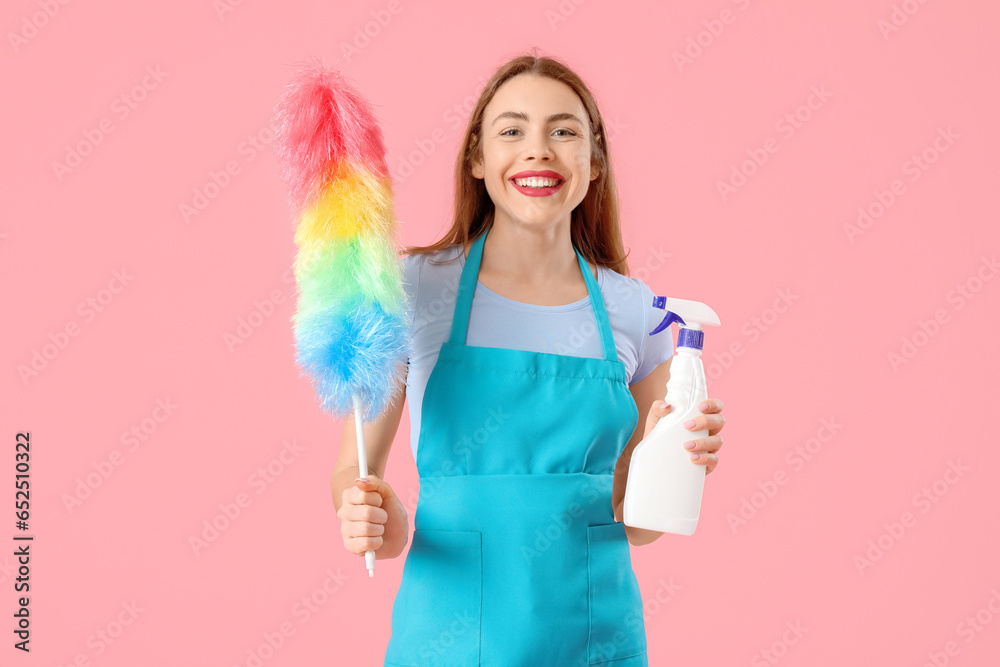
[337,473,409,560]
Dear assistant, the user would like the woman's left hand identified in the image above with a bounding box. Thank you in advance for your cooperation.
[644,397,726,475]
[684,398,725,475]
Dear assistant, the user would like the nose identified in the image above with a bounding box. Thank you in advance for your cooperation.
[524,132,555,160]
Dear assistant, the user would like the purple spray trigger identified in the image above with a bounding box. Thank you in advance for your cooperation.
[649,296,685,335]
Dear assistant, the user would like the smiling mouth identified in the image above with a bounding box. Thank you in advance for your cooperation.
[511,176,563,187]
[509,177,565,197]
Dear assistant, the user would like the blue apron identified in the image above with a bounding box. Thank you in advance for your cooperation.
[385,226,647,666]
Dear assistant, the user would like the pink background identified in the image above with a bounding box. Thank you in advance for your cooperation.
[4,0,999,665]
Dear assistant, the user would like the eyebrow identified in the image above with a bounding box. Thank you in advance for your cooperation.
[490,111,585,127]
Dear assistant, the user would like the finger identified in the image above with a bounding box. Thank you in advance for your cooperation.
[645,400,671,431]
[346,534,383,555]
[698,398,725,413]
[342,486,383,508]
[355,489,384,508]
[341,516,386,555]
[688,451,719,472]
[344,519,386,539]
[353,479,385,507]
[341,503,389,525]
[683,413,726,435]
[683,435,723,454]
[704,414,726,436]
[649,400,671,417]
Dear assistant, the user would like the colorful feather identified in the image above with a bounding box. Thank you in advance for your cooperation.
[273,57,409,423]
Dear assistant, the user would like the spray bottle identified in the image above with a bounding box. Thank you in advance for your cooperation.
[623,297,721,536]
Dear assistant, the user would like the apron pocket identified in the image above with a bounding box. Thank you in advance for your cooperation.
[385,529,483,667]
[587,522,647,664]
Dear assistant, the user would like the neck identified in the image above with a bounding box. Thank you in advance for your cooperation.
[468,221,590,285]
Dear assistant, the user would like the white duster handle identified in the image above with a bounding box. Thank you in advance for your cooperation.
[352,392,376,578]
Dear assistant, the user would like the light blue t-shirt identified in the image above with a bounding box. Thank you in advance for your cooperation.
[400,244,674,461]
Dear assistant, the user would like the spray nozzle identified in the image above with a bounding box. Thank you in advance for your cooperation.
[649,297,685,335]
[649,296,721,351]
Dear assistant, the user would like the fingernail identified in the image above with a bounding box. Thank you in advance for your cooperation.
[684,441,695,449]
[660,401,670,409]
[698,401,710,411]
[355,477,369,483]
[684,419,697,429]
[689,453,700,461]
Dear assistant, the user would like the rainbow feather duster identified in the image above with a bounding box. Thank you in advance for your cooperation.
[273,58,409,424]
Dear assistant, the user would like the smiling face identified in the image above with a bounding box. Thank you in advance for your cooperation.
[472,73,599,232]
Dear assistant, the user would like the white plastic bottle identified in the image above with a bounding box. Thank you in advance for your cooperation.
[623,297,721,536]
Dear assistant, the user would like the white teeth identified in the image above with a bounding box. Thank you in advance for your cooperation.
[513,177,560,188]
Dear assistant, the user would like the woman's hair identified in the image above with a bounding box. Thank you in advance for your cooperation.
[401,50,632,277]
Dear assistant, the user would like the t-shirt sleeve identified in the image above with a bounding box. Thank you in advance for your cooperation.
[400,253,420,363]
[630,280,674,385]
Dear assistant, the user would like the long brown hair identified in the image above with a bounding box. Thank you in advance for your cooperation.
[402,51,632,277]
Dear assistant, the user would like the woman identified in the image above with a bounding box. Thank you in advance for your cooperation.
[332,52,727,666]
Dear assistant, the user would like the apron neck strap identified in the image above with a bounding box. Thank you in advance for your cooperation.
[449,226,619,363]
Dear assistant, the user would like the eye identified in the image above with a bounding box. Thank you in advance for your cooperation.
[499,128,578,137]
